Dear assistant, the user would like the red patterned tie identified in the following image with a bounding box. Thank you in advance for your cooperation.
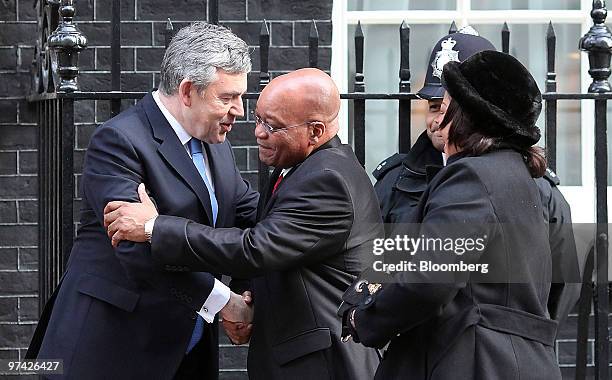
[272,174,284,195]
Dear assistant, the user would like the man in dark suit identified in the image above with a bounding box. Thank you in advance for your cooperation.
[26,22,258,379]
[104,68,382,379]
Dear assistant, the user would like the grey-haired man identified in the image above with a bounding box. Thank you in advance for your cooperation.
[27,22,258,379]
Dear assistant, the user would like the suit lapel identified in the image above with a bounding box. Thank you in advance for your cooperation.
[258,136,343,219]
[142,93,214,225]
[257,167,281,220]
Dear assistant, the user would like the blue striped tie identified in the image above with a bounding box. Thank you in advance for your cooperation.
[188,138,218,225]
[185,138,218,353]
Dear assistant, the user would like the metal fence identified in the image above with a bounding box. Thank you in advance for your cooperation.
[28,0,612,378]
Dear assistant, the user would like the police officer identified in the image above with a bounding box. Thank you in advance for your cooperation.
[373,28,496,229]
[372,28,581,325]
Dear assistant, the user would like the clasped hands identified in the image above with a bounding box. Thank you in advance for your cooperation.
[221,291,254,345]
[104,184,254,344]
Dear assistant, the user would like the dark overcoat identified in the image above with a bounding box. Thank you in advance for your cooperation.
[374,136,580,328]
[354,149,562,380]
[536,171,581,328]
[27,94,259,379]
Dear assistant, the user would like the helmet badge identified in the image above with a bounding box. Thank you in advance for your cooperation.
[431,37,460,79]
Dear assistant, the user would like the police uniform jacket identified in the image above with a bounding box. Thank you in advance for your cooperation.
[373,131,443,229]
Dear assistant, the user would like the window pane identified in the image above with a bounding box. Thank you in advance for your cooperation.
[472,0,580,10]
[348,23,582,185]
[348,0,456,11]
[472,23,582,185]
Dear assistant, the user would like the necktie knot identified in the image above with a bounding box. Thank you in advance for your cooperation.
[189,138,203,155]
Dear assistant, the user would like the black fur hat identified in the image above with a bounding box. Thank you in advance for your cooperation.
[441,50,542,148]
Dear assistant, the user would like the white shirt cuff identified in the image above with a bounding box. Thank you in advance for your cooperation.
[197,278,230,323]
[144,216,157,243]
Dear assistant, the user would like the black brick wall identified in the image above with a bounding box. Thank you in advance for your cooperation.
[0,0,331,378]
[0,1,40,373]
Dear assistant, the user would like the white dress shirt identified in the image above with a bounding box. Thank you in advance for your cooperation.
[151,90,229,323]
[279,167,292,178]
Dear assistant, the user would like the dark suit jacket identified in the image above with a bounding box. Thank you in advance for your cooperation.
[354,150,561,380]
[28,93,258,379]
[150,136,382,379]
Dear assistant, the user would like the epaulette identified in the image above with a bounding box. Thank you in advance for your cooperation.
[543,168,561,187]
[372,153,408,180]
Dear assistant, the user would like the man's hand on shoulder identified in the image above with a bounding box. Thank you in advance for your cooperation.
[104,183,159,247]
[221,291,253,344]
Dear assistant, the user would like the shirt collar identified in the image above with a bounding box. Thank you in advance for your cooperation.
[280,168,292,177]
[152,90,192,146]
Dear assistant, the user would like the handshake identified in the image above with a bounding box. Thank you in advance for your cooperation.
[219,291,254,345]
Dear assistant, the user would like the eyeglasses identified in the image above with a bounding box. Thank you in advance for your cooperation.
[251,110,320,134]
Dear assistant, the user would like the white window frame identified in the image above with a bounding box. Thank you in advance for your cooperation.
[331,0,604,222]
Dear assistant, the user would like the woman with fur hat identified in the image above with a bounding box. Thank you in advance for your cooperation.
[344,51,562,379]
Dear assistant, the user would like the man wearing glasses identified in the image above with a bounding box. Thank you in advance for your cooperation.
[104,68,383,379]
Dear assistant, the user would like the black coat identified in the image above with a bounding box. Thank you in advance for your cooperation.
[150,136,382,379]
[536,170,581,329]
[374,135,580,327]
[27,94,259,379]
[355,150,561,380]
